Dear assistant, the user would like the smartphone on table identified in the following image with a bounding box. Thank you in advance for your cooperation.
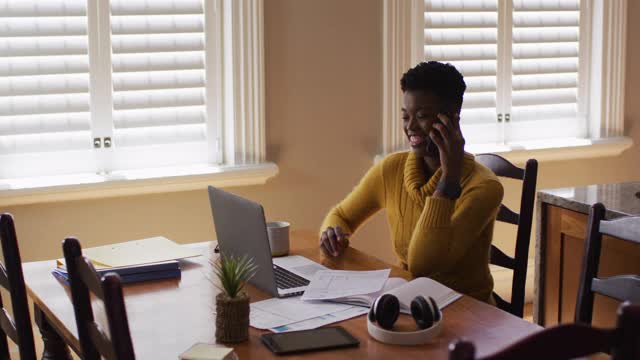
[261,326,359,355]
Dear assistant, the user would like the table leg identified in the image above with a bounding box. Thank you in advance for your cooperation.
[34,305,72,360]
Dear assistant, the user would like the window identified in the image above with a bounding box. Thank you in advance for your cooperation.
[0,1,94,178]
[382,0,628,154]
[0,0,266,182]
[108,0,212,171]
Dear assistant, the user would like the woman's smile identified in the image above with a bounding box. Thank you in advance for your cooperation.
[409,134,426,147]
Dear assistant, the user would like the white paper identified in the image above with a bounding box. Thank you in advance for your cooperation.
[270,306,369,333]
[56,236,201,268]
[329,277,408,307]
[300,269,391,301]
[386,277,462,314]
[249,297,353,329]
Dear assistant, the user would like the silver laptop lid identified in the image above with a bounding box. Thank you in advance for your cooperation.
[207,186,278,296]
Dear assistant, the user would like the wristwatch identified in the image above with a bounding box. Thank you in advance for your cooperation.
[436,179,462,199]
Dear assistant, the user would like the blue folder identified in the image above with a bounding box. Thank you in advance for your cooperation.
[52,260,181,285]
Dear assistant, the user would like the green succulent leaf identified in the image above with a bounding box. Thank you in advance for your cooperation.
[211,253,258,298]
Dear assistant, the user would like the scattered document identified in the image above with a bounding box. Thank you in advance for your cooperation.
[326,277,461,314]
[250,297,354,329]
[387,277,461,313]
[270,306,369,333]
[300,269,390,301]
[328,277,407,307]
[56,236,202,268]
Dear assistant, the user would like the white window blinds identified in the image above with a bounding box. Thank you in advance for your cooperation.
[0,0,95,178]
[107,0,210,170]
[110,0,207,149]
[423,0,500,143]
[509,0,582,140]
[0,0,266,186]
[422,0,585,144]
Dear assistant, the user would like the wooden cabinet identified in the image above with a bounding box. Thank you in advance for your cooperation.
[537,204,640,327]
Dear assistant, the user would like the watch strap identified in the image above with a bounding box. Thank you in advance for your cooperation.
[436,179,462,199]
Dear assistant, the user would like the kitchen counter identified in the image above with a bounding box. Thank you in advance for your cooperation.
[534,182,640,325]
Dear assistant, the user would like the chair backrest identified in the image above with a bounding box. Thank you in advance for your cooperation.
[449,302,640,360]
[0,214,37,360]
[575,203,640,324]
[475,154,538,318]
[63,237,135,360]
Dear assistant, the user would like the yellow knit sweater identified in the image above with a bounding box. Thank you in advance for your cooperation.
[320,151,503,303]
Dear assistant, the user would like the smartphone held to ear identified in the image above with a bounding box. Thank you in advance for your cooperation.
[424,112,456,156]
[424,135,439,155]
[424,117,444,156]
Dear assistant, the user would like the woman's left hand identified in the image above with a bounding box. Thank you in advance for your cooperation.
[430,113,465,183]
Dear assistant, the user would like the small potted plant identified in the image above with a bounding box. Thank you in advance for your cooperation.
[212,253,257,343]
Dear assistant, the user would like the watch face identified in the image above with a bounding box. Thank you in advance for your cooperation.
[437,180,461,199]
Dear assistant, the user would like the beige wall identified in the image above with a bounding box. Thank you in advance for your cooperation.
[3,0,640,280]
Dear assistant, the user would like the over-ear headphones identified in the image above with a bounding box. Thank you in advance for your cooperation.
[367,294,443,345]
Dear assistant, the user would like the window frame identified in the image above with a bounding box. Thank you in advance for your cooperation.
[382,0,629,156]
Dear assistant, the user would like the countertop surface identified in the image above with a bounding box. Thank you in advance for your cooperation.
[538,182,640,218]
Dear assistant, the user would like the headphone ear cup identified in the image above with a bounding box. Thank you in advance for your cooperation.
[411,295,434,329]
[373,294,400,330]
[428,296,441,322]
[368,306,376,323]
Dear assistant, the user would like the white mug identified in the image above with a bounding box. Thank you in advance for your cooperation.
[266,221,290,257]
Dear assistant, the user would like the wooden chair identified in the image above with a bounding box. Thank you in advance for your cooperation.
[449,302,640,360]
[475,154,538,317]
[63,237,135,360]
[0,214,37,360]
[575,202,640,324]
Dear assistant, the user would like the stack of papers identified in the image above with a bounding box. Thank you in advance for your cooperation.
[270,307,370,333]
[52,260,181,285]
[52,237,202,285]
[329,277,462,313]
[250,269,391,333]
[250,297,356,330]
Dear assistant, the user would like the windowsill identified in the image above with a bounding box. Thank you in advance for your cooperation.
[0,162,279,207]
[375,137,633,165]
[469,137,634,165]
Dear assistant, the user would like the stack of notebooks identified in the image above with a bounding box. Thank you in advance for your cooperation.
[52,236,202,285]
[52,260,181,285]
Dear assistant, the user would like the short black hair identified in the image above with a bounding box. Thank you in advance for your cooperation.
[400,61,466,111]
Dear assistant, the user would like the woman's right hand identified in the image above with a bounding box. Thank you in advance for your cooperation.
[319,226,350,257]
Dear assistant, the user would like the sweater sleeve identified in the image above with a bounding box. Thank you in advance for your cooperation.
[407,179,503,275]
[320,160,386,235]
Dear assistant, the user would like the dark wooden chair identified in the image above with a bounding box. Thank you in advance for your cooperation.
[475,154,538,318]
[63,237,135,360]
[575,202,640,325]
[449,302,640,360]
[0,214,37,360]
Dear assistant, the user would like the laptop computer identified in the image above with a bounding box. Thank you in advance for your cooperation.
[208,186,326,297]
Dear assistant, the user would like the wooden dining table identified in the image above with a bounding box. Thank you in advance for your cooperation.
[23,231,541,359]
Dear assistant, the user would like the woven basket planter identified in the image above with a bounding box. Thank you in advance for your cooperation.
[215,292,250,343]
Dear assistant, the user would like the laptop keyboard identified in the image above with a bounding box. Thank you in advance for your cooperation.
[273,264,310,290]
